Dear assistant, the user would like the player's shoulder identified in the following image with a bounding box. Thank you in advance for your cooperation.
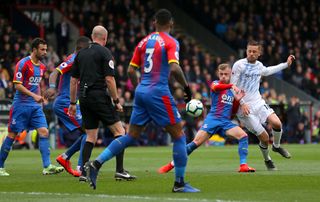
[66,53,76,61]
[232,58,247,70]
[136,33,154,48]
[234,58,247,65]
[39,61,47,69]
[17,56,31,66]
[212,80,219,85]
[210,80,220,91]
[161,32,179,45]
[255,60,264,67]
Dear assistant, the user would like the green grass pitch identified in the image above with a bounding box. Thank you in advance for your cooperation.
[0,144,319,202]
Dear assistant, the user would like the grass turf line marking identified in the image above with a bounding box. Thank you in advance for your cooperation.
[0,191,240,202]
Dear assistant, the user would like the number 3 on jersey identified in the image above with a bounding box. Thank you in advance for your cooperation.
[144,48,154,73]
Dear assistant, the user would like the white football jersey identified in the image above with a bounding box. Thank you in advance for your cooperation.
[231,58,288,106]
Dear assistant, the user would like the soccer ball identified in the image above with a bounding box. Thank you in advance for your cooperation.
[186,99,203,117]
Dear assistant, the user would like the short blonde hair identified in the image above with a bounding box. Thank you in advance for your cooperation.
[217,63,231,71]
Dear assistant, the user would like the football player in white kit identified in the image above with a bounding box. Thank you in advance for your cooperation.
[231,40,295,170]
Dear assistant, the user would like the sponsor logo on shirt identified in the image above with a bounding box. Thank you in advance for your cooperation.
[221,94,234,105]
[28,77,42,85]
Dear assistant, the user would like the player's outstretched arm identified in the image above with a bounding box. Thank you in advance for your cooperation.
[261,55,295,76]
[287,55,295,66]
[210,82,233,92]
[127,65,139,88]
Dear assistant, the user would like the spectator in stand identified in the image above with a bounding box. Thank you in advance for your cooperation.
[174,0,320,100]
[286,96,302,143]
[55,17,70,57]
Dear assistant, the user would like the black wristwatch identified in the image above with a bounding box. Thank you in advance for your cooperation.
[70,101,77,105]
[113,98,119,104]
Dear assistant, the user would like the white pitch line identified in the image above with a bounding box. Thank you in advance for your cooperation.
[0,191,240,202]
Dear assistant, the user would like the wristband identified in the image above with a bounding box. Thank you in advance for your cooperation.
[239,99,245,105]
[49,84,56,88]
[113,98,120,104]
[70,101,77,105]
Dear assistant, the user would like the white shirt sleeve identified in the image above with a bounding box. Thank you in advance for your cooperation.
[261,62,288,76]
[231,61,242,86]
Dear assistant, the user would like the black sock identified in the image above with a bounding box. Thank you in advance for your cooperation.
[82,141,94,168]
[174,180,185,187]
[115,135,124,172]
[93,160,102,170]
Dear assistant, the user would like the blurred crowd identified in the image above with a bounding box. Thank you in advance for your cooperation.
[0,0,319,145]
[174,0,320,99]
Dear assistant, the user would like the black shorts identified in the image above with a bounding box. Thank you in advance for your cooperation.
[79,90,120,129]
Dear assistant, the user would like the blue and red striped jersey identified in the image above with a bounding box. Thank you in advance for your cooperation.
[12,56,46,106]
[130,32,179,90]
[209,80,234,119]
[55,53,76,102]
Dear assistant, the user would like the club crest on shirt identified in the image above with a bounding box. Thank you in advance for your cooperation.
[16,72,22,79]
[109,60,114,69]
[60,62,68,68]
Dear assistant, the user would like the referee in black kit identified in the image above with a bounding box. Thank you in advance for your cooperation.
[68,25,136,181]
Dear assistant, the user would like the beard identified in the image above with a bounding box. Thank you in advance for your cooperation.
[36,53,46,61]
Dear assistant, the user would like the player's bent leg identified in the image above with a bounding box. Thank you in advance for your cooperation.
[74,134,87,177]
[109,122,137,181]
[158,130,208,174]
[0,132,17,175]
[37,128,63,174]
[79,128,98,181]
[85,127,138,188]
[268,114,291,158]
[258,132,277,171]
[57,130,85,177]
[165,123,200,193]
[225,127,255,172]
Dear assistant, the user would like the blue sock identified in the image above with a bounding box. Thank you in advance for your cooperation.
[96,134,135,164]
[65,134,83,160]
[39,136,51,168]
[77,134,87,167]
[0,136,14,168]
[238,136,248,165]
[173,134,187,183]
[186,141,198,155]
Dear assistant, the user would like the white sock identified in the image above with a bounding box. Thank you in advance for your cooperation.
[61,153,68,159]
[259,142,271,161]
[272,128,282,148]
[170,161,174,166]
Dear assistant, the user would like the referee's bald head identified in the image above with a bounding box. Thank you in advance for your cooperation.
[91,25,108,45]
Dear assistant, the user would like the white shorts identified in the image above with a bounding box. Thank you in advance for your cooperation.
[237,100,274,135]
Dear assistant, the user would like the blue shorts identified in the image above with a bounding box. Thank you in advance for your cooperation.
[130,90,181,127]
[53,100,82,132]
[200,114,237,137]
[8,104,48,133]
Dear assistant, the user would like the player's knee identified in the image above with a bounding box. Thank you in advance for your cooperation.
[86,135,97,143]
[37,128,48,137]
[114,126,125,137]
[272,122,282,130]
[239,133,248,139]
[7,132,17,139]
[258,131,269,143]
